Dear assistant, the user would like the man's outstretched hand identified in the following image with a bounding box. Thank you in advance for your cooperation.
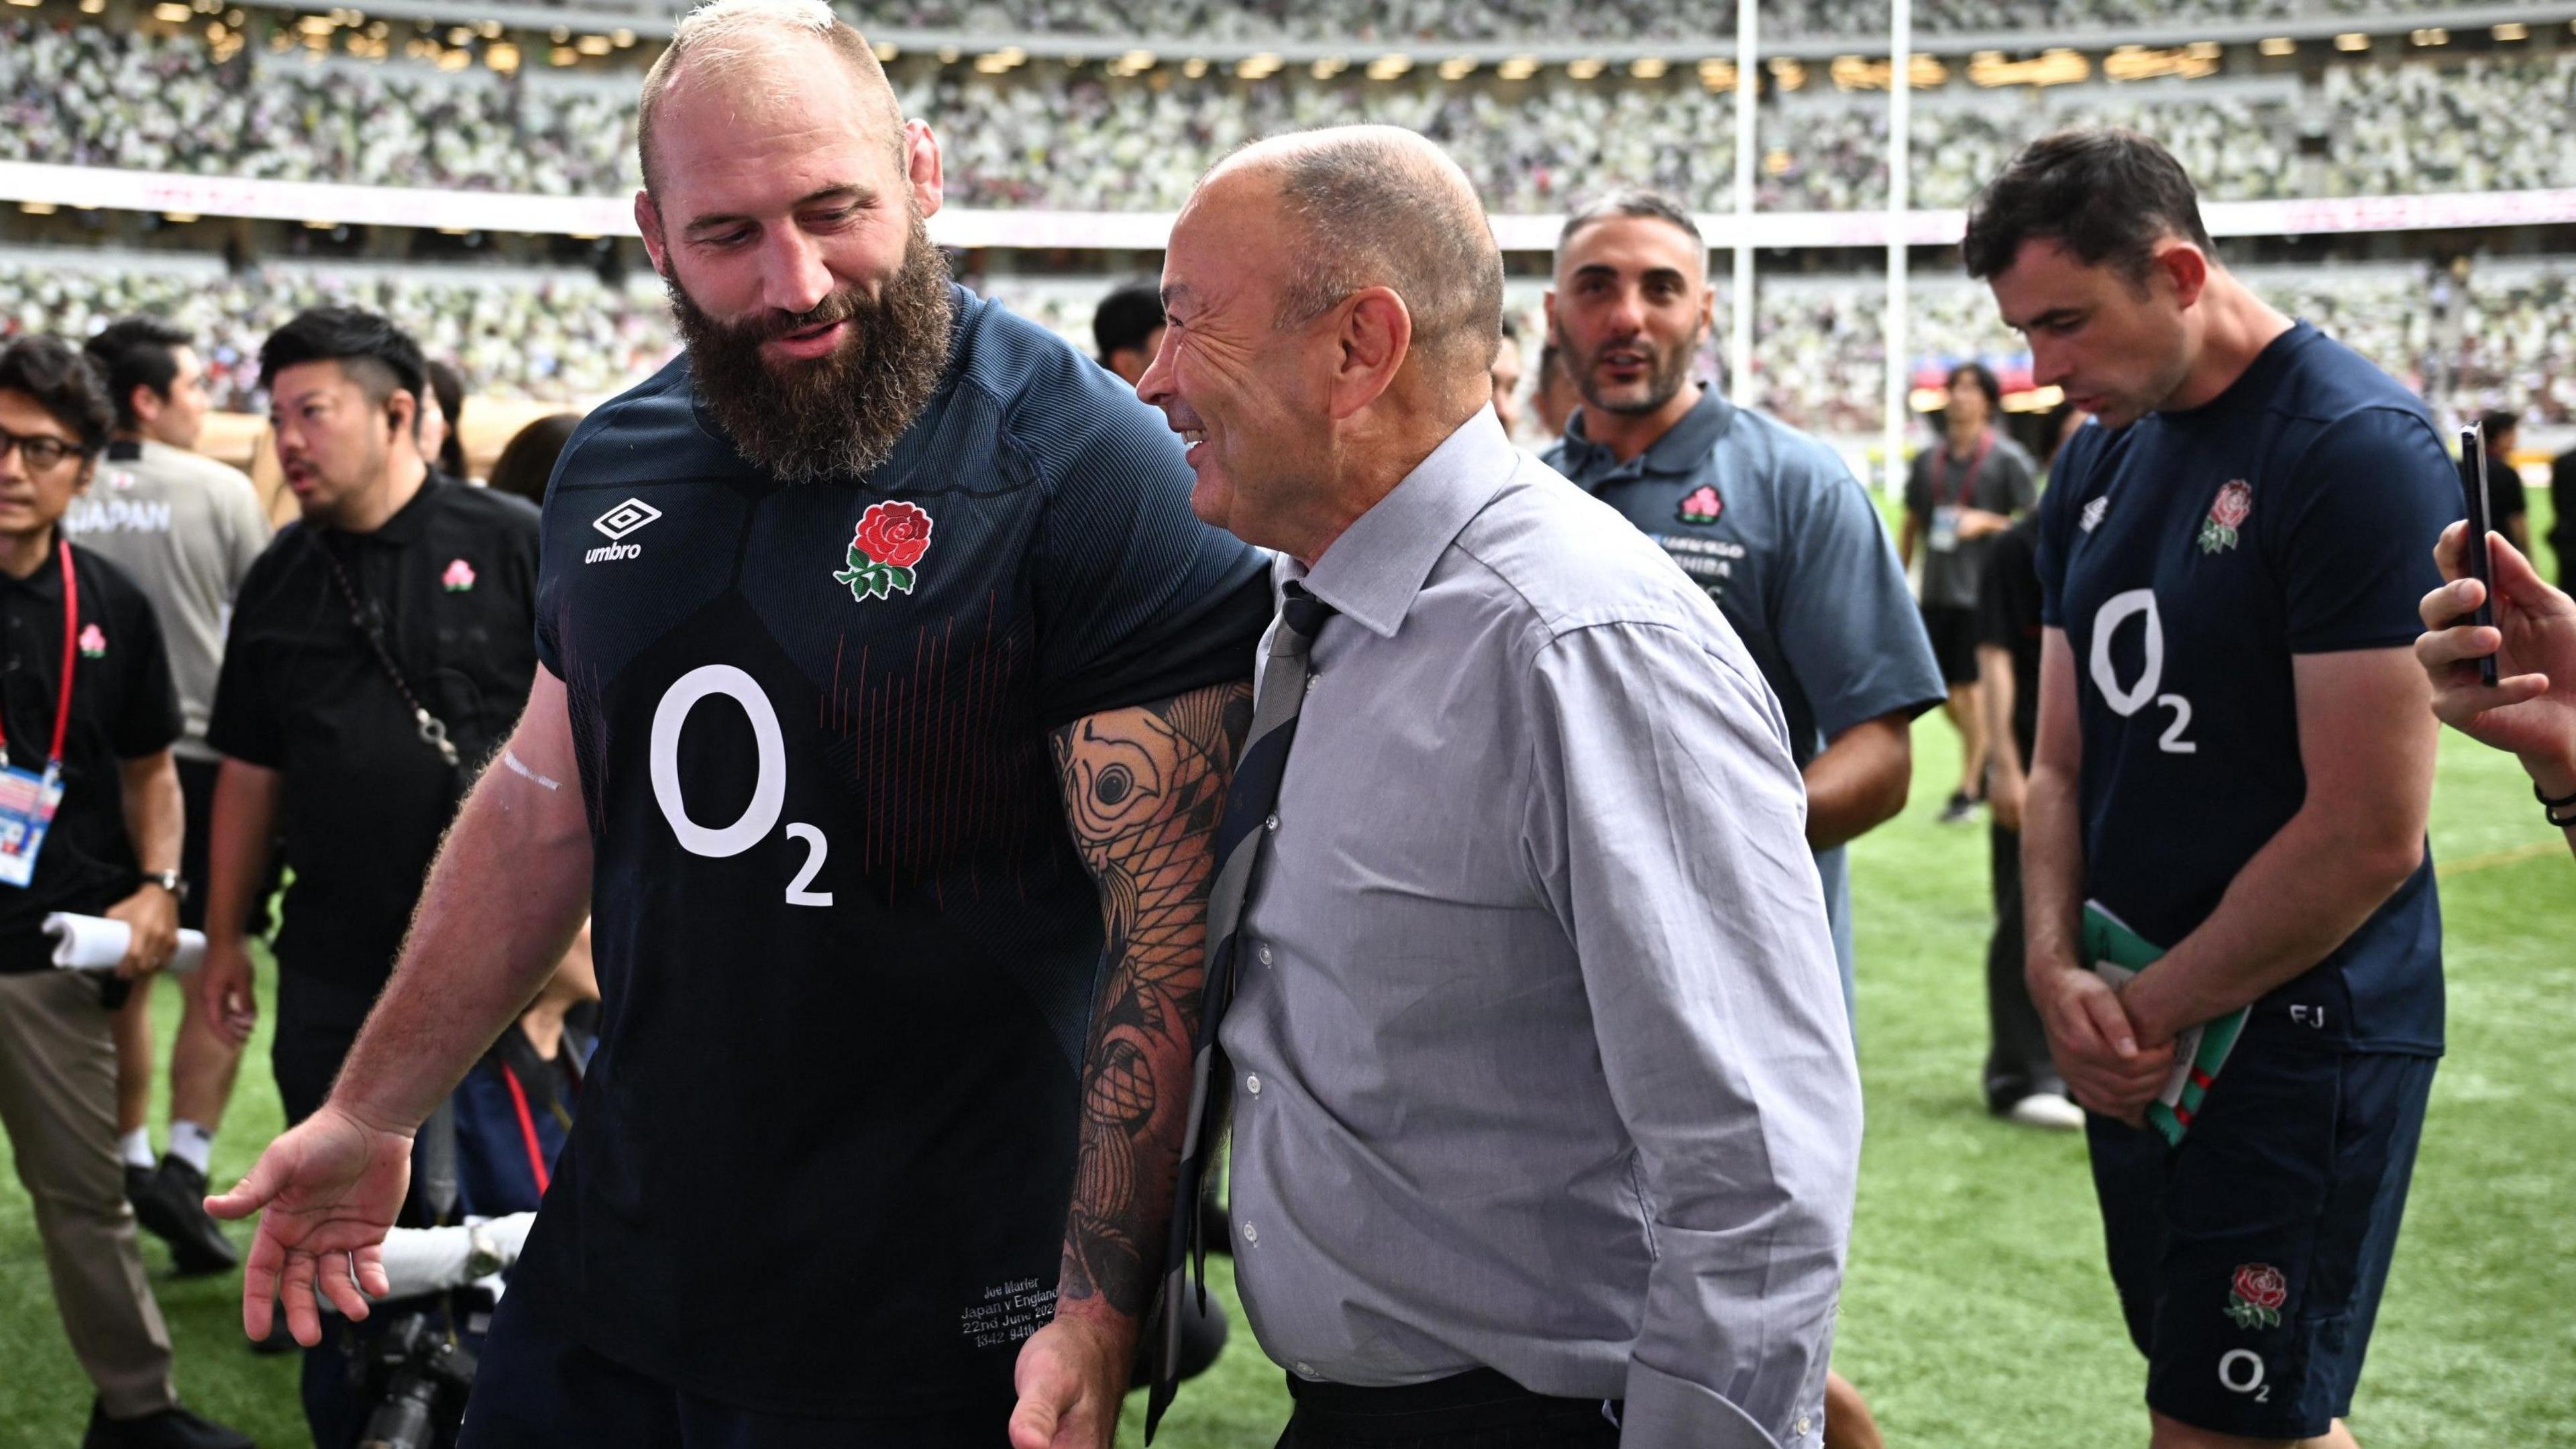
[1010,1310,1134,1449]
[205,1104,415,1346]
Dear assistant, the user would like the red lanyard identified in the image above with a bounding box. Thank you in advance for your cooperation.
[1937,431,1995,509]
[0,540,80,768]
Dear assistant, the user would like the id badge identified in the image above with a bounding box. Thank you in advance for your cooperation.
[1929,504,1963,553]
[0,761,65,888]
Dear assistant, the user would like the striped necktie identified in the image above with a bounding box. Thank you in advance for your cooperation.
[1144,580,1336,1437]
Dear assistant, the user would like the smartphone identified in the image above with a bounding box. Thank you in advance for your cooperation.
[2458,423,2500,688]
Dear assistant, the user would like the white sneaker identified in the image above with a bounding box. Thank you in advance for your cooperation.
[2005,1093,2087,1131]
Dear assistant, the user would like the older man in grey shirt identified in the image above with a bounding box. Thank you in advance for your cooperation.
[1019,127,1860,1449]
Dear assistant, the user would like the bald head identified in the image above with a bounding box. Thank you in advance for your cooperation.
[1204,127,1503,397]
[637,0,904,197]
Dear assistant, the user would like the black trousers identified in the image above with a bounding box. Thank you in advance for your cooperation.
[1984,822,2061,1111]
[1277,1369,1619,1449]
[174,755,279,935]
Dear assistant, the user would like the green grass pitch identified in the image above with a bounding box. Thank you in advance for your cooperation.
[4,576,2568,1447]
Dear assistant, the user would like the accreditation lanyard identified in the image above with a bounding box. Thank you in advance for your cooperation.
[1928,431,1996,554]
[0,541,81,888]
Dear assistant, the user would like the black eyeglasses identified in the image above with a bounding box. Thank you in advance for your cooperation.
[0,426,81,473]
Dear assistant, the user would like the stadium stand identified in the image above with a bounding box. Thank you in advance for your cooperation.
[7,254,2566,432]
[487,0,2509,42]
[0,252,672,407]
[4,19,2571,212]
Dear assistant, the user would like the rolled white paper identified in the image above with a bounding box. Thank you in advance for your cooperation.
[44,912,209,975]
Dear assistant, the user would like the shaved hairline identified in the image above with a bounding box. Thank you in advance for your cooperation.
[637,0,905,198]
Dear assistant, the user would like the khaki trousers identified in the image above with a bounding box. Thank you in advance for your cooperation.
[0,967,178,1417]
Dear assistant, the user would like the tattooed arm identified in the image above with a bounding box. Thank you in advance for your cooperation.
[1012,679,1252,1449]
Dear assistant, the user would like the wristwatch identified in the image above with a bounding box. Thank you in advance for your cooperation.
[143,870,188,901]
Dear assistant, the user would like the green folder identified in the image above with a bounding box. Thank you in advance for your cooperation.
[2082,900,2249,1147]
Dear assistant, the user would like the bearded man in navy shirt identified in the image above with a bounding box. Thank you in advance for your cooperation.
[209,2,1269,1444]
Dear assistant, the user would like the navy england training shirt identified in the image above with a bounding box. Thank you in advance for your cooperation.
[2038,321,2453,1059]
[511,286,1271,1416]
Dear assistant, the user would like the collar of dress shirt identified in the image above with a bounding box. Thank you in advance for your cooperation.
[1285,404,1515,639]
[1557,382,1735,479]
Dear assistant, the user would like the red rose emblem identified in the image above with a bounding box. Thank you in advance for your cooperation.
[2233,1263,2287,1311]
[2210,481,2252,530]
[852,500,933,569]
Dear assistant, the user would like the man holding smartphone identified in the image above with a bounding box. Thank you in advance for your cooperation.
[1968,130,2453,1449]
[2415,525,2576,859]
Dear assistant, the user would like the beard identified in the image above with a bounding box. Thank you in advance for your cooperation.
[666,215,955,483]
[1573,331,1699,417]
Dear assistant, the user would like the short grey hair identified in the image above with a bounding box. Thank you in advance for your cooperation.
[1242,127,1505,390]
[637,0,903,195]
[1555,189,1705,271]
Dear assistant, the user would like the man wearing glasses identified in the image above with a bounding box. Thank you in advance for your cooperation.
[0,335,250,1449]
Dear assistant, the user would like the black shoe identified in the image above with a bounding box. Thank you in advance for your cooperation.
[131,1158,239,1276]
[123,1164,156,1216]
[1937,790,1980,824]
[83,1399,256,1449]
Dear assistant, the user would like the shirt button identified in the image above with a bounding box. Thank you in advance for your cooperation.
[1240,1221,1258,1245]
[1245,1074,1261,1095]
[1264,812,1279,832]
[1796,1415,1813,1438]
[1258,943,1273,966]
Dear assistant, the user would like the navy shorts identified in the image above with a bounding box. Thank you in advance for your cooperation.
[458,1289,1017,1449]
[2086,1044,2434,1440]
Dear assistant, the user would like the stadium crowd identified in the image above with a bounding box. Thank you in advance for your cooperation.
[9,256,2567,437]
[0,260,672,410]
[7,19,2574,213]
[376,0,2468,39]
[845,0,2430,42]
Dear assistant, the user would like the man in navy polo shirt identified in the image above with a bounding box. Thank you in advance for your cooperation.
[1968,129,2451,1448]
[1543,191,1945,1019]
[211,3,1269,1444]
[1542,188,1942,1449]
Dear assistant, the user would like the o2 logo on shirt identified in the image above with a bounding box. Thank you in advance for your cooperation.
[2088,590,2198,755]
[647,665,833,907]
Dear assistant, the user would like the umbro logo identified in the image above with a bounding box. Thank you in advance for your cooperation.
[586,498,661,563]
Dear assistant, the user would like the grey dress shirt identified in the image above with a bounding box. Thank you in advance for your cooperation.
[1222,406,1862,1449]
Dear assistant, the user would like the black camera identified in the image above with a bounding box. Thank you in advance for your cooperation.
[352,1309,479,1449]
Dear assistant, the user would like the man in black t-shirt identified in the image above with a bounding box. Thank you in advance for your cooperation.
[214,7,1269,1446]
[2477,410,2528,555]
[197,308,538,1448]
[2551,445,2575,587]
[0,337,250,1449]
[1901,361,2039,824]
[1972,515,2078,1130]
[1091,277,1165,388]
[199,308,539,1130]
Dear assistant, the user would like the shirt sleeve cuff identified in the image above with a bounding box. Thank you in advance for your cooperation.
[1619,1358,1817,1449]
